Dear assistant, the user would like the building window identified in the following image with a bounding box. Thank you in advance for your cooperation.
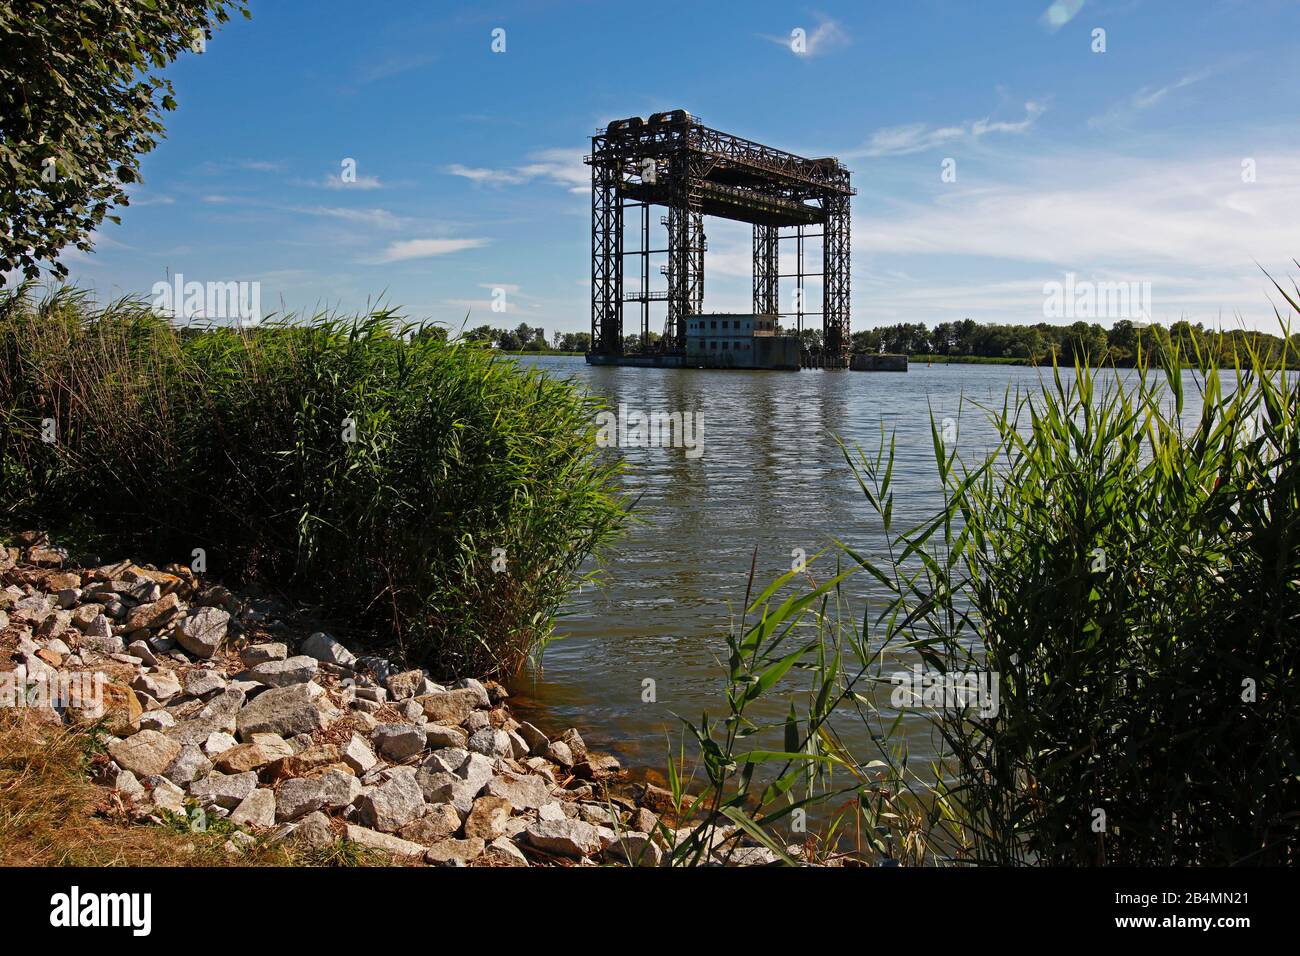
[710,341,717,350]
[710,320,717,330]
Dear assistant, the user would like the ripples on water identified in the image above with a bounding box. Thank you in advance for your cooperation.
[505,356,1212,773]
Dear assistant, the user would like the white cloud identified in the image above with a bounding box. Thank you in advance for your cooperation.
[852,150,1300,328]
[1088,71,1212,129]
[850,101,1046,158]
[295,206,405,229]
[445,164,526,186]
[128,194,176,206]
[372,238,489,263]
[515,149,589,192]
[762,18,850,58]
[1039,0,1085,33]
[320,173,383,190]
[445,149,588,193]
[356,53,436,85]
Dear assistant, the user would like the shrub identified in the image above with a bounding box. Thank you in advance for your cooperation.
[675,276,1300,865]
[927,338,1299,864]
[0,286,626,679]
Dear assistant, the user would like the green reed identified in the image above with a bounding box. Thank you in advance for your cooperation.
[0,285,627,679]
[676,274,1299,865]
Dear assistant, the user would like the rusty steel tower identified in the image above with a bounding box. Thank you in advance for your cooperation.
[585,110,855,368]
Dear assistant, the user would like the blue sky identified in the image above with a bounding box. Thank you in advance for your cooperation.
[50,0,1300,334]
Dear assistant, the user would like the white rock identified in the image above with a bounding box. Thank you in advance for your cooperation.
[526,818,604,857]
[104,765,145,799]
[423,747,468,774]
[356,766,425,833]
[131,670,182,701]
[415,770,481,816]
[484,836,531,867]
[138,710,176,732]
[453,678,491,708]
[344,824,425,858]
[423,724,467,749]
[458,752,495,790]
[372,722,427,761]
[230,788,277,828]
[189,770,258,809]
[164,744,213,786]
[466,727,511,758]
[146,776,187,814]
[341,733,377,774]
[108,730,181,777]
[183,669,226,697]
[240,642,288,666]
[486,771,552,810]
[546,740,575,767]
[249,655,318,687]
[538,802,567,822]
[202,731,239,757]
[610,831,664,867]
[127,640,158,666]
[85,611,114,636]
[174,607,230,658]
[424,837,485,865]
[300,631,355,668]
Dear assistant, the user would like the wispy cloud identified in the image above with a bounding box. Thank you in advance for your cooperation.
[850,100,1046,158]
[126,193,176,207]
[292,206,405,229]
[761,17,850,58]
[445,164,526,186]
[371,238,490,263]
[445,148,588,193]
[355,52,436,85]
[239,160,286,172]
[852,149,1300,326]
[1039,0,1086,33]
[199,159,286,174]
[313,172,384,190]
[1088,71,1212,129]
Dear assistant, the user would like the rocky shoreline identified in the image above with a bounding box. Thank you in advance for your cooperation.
[0,531,753,867]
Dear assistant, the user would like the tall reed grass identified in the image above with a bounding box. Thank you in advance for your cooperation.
[0,286,626,679]
[674,275,1299,865]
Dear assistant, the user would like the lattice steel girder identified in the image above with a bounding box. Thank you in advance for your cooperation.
[590,111,854,197]
[753,224,778,315]
[585,111,853,358]
[590,157,622,355]
[665,204,704,352]
[822,193,851,367]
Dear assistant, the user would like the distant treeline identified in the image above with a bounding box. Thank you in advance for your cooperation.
[452,319,1299,367]
[850,318,1299,367]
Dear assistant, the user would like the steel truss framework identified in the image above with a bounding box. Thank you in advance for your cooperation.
[586,110,855,366]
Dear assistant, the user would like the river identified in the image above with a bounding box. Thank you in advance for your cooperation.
[504,355,1206,785]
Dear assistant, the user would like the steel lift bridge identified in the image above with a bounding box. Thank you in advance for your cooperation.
[585,110,855,368]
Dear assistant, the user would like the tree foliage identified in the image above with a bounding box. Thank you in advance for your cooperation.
[0,0,248,282]
[851,316,1300,367]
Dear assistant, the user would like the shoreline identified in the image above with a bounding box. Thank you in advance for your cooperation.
[0,533,698,866]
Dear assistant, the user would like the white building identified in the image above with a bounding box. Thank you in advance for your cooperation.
[684,314,797,368]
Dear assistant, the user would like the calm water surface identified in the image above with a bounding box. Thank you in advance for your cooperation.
[504,356,1207,777]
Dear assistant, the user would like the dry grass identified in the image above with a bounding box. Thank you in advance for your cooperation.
[0,712,380,867]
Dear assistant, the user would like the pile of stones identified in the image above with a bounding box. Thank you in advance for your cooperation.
[0,532,775,866]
